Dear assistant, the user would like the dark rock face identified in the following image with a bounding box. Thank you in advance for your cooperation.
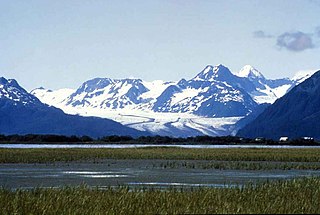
[237,71,320,140]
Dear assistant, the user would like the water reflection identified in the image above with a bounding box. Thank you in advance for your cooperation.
[1,143,320,149]
[1,160,320,190]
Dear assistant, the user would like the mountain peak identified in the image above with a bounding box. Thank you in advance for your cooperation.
[237,65,265,80]
[237,70,320,139]
[193,64,231,81]
[0,77,8,85]
[0,77,42,106]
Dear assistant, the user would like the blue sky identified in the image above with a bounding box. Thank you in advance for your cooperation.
[1,0,320,90]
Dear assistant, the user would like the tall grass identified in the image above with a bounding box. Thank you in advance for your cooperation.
[1,147,320,163]
[1,177,320,214]
[156,160,320,170]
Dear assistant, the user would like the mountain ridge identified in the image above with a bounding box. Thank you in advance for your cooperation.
[0,77,148,138]
[237,70,320,140]
[30,65,316,137]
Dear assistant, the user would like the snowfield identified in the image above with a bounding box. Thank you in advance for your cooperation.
[58,106,242,137]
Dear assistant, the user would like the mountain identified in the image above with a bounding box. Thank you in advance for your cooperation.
[30,64,313,137]
[0,77,147,137]
[291,69,317,83]
[231,103,271,135]
[237,65,265,80]
[35,78,174,111]
[65,78,149,109]
[0,77,41,106]
[234,65,293,104]
[153,65,258,117]
[31,87,74,108]
[237,70,320,140]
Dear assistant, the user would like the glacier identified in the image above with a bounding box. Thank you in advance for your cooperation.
[31,65,314,137]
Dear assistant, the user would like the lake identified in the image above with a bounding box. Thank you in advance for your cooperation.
[1,143,320,149]
[1,159,320,190]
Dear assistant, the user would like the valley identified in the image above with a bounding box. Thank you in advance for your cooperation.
[30,64,314,137]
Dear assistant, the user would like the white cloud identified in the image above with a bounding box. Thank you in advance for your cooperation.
[276,31,314,52]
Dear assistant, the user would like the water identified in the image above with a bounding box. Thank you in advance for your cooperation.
[2,144,320,190]
[1,143,320,149]
[1,160,320,190]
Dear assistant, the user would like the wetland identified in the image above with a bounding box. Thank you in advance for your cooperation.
[1,147,320,214]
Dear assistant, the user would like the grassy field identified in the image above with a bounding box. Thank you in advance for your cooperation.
[2,147,320,214]
[1,147,320,163]
[1,177,320,214]
[154,160,320,170]
[2,147,320,170]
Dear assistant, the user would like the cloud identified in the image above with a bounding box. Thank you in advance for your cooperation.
[276,31,315,52]
[316,26,320,37]
[253,30,273,38]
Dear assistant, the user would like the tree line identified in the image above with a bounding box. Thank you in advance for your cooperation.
[0,134,317,145]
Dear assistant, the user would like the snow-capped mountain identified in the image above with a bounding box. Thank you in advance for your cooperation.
[0,77,42,106]
[153,65,257,117]
[0,77,147,137]
[235,65,294,104]
[30,64,313,137]
[237,65,265,80]
[31,87,74,108]
[238,70,320,139]
[291,69,317,83]
[40,78,174,110]
[66,78,148,108]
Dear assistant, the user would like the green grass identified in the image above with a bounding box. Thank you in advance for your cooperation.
[1,177,320,214]
[1,147,320,163]
[155,160,320,170]
[1,148,320,213]
[2,147,320,170]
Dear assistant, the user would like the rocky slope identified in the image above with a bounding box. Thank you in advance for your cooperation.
[0,77,147,137]
[237,70,320,140]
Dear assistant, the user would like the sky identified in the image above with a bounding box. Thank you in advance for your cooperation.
[0,0,320,90]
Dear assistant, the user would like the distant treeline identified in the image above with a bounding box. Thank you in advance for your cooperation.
[0,134,318,145]
[0,134,94,143]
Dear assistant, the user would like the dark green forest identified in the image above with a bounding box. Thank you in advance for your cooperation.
[0,134,318,145]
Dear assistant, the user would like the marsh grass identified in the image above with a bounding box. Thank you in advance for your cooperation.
[155,160,320,170]
[1,147,320,163]
[1,177,320,214]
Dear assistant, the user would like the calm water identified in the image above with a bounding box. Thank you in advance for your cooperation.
[1,143,320,149]
[1,160,320,190]
[2,144,320,189]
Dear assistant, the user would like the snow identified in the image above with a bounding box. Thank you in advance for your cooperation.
[139,80,174,100]
[292,69,317,83]
[56,104,242,137]
[115,81,132,96]
[170,88,200,105]
[219,91,243,103]
[249,83,292,104]
[237,65,264,79]
[0,78,39,105]
[193,65,218,81]
[202,65,213,74]
[272,84,292,98]
[28,64,317,136]
[31,88,74,107]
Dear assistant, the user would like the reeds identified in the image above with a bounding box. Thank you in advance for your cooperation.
[1,147,320,163]
[1,177,320,214]
[155,160,320,170]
